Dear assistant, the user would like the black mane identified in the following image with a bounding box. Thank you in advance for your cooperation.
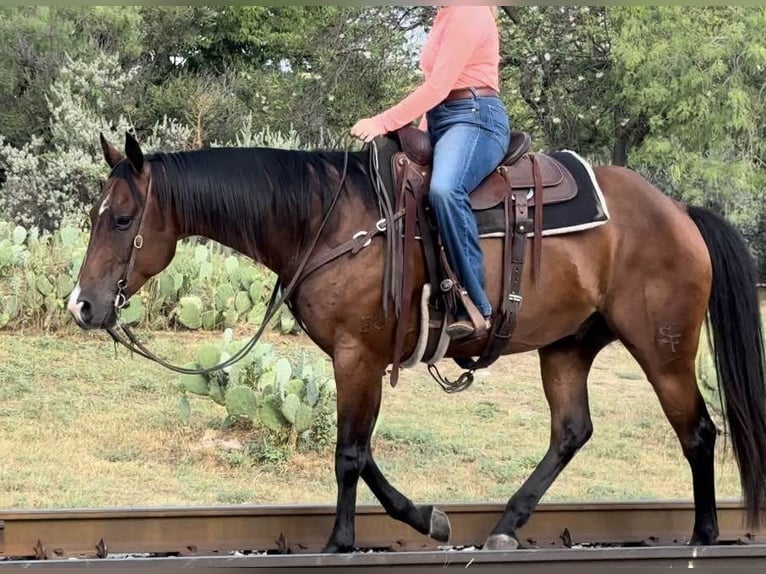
[139,146,376,254]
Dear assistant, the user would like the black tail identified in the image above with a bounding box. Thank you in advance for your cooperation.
[687,204,766,528]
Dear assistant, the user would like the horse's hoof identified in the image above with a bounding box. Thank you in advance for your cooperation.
[321,542,354,554]
[689,531,718,546]
[483,534,519,551]
[429,507,451,543]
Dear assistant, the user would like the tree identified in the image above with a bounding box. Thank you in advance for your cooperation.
[613,6,766,231]
[498,6,616,161]
[0,6,141,147]
[131,7,429,146]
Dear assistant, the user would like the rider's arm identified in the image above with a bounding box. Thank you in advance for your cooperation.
[370,7,490,134]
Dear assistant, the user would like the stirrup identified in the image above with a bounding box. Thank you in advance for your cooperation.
[446,318,476,340]
[446,312,491,341]
[447,288,490,340]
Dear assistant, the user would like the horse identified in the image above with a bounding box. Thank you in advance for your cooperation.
[67,130,766,553]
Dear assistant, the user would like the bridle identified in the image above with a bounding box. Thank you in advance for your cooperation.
[104,152,351,376]
[113,174,150,313]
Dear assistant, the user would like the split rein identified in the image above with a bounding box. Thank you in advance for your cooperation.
[105,152,353,376]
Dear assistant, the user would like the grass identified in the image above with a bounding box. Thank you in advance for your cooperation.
[0,324,745,511]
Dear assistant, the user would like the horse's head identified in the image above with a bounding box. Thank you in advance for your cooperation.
[68,132,179,330]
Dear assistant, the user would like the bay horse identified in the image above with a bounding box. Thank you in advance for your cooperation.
[68,131,766,552]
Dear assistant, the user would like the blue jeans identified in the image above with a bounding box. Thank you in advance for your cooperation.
[426,93,511,318]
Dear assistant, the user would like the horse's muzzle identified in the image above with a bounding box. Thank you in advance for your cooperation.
[67,284,117,330]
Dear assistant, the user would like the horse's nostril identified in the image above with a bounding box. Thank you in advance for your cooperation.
[80,300,93,324]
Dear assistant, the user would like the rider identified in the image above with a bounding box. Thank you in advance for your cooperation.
[350,5,511,339]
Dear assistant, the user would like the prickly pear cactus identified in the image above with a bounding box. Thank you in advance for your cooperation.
[197,344,220,369]
[295,404,314,433]
[258,395,289,432]
[175,331,336,453]
[234,291,251,315]
[178,296,203,329]
[202,310,218,331]
[215,284,235,311]
[35,275,54,297]
[208,377,225,406]
[158,274,176,299]
[179,371,209,396]
[120,297,145,325]
[280,393,300,424]
[225,385,259,421]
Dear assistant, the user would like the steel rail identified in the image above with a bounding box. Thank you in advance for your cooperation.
[0,499,763,563]
[6,545,766,570]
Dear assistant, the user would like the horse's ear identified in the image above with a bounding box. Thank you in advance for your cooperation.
[124,130,144,174]
[100,132,124,168]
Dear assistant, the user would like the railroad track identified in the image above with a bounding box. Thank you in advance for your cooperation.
[0,500,765,569]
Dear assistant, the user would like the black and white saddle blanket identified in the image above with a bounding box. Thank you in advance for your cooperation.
[474,150,610,238]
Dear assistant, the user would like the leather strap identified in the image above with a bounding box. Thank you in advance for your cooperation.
[115,170,152,309]
[453,165,530,372]
[413,185,440,305]
[390,159,422,387]
[506,190,530,337]
[298,209,405,281]
[412,180,448,365]
[531,154,544,283]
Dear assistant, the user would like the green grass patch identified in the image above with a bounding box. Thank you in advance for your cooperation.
[0,328,746,510]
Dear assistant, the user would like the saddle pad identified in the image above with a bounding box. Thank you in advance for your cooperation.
[474,150,610,238]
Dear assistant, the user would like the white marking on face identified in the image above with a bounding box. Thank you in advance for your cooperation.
[67,284,83,322]
[98,192,111,216]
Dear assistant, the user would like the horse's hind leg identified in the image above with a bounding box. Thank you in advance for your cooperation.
[323,340,450,553]
[641,361,719,544]
[609,301,719,544]
[483,315,614,550]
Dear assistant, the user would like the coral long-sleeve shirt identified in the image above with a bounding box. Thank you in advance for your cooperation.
[371,6,500,134]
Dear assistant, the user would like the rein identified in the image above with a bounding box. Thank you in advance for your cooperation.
[105,151,350,376]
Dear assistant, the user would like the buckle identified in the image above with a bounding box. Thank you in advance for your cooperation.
[352,230,372,249]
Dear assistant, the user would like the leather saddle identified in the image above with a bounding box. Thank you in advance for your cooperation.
[375,124,579,389]
[393,125,577,212]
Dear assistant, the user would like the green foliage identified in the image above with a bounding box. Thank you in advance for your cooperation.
[177,330,336,453]
[0,6,142,147]
[506,8,764,199]
[0,50,184,232]
[500,5,766,273]
[611,6,766,230]
[500,6,615,157]
[129,6,414,146]
[2,5,766,275]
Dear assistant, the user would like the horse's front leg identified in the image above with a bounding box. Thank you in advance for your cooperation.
[322,338,450,553]
[322,339,384,553]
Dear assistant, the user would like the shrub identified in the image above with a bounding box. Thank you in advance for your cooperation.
[0,51,184,232]
[177,329,336,453]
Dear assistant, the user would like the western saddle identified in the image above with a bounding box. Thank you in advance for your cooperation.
[382,125,578,390]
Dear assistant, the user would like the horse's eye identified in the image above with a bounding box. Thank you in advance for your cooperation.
[115,216,132,230]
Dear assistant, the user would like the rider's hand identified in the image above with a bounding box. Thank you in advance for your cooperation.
[350,118,384,143]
